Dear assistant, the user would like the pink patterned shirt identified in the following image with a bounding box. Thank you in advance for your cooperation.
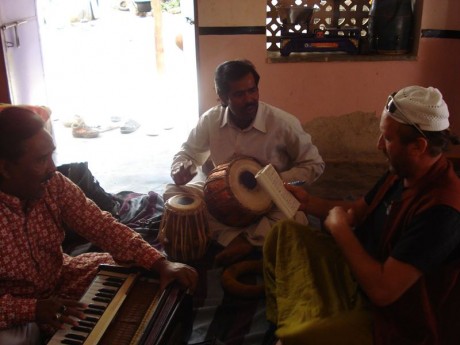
[0,172,164,329]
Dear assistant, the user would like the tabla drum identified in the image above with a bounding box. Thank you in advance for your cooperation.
[158,194,210,263]
[203,157,273,227]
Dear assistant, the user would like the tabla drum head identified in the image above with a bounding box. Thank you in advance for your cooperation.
[166,194,203,213]
[228,158,272,212]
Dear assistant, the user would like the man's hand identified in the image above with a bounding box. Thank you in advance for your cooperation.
[284,183,310,212]
[152,258,198,293]
[214,233,254,267]
[171,161,197,185]
[324,206,354,238]
[36,297,87,329]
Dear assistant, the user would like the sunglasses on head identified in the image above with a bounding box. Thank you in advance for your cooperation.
[386,92,427,139]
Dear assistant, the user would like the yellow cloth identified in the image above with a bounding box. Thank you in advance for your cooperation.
[263,219,373,345]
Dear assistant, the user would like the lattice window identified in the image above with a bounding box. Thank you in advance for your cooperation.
[266,0,372,51]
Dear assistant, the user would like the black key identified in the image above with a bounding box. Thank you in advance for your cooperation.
[78,320,96,328]
[65,333,86,341]
[106,277,124,283]
[93,296,111,303]
[88,304,106,310]
[71,325,92,333]
[61,339,83,345]
[84,316,99,323]
[102,281,122,288]
[84,308,104,316]
[98,288,116,294]
[95,292,114,298]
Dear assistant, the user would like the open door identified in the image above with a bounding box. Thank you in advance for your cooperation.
[0,0,47,104]
[180,0,199,119]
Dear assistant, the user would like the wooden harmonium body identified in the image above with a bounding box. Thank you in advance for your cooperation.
[47,265,191,345]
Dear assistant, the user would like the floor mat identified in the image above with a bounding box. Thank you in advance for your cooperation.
[187,245,273,345]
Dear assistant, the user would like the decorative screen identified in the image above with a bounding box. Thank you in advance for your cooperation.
[266,0,372,51]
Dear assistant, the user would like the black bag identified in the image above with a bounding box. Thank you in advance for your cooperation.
[57,162,165,255]
[57,161,118,215]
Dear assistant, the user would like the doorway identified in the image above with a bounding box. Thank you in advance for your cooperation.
[37,0,198,194]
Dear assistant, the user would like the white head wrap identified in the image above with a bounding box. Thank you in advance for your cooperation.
[388,86,449,132]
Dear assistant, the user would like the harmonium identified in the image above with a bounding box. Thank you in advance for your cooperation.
[47,265,192,345]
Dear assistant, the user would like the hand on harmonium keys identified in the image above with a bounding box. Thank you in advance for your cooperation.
[46,270,135,344]
[36,297,87,329]
[171,160,197,185]
[47,265,194,345]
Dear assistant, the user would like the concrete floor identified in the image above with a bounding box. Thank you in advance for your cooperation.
[42,5,199,194]
[52,118,192,194]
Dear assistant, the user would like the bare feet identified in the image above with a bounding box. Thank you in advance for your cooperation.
[214,234,254,266]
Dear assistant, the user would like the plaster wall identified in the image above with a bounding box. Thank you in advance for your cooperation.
[195,0,460,134]
[422,1,460,30]
[197,0,266,26]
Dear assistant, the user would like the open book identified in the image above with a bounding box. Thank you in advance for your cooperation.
[255,164,301,219]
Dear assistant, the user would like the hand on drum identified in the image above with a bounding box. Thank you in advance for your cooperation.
[171,161,197,185]
[152,258,198,293]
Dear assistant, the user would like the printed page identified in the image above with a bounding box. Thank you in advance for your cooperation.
[255,164,300,219]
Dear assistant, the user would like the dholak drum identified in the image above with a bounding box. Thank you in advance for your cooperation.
[158,194,210,263]
[203,157,273,227]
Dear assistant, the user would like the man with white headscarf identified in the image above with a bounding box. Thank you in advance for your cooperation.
[263,86,460,345]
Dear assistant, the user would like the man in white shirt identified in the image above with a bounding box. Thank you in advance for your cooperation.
[164,59,325,265]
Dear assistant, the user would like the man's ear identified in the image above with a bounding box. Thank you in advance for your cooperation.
[218,93,228,107]
[410,137,429,156]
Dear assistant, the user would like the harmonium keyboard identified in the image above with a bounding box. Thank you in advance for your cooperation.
[47,265,192,345]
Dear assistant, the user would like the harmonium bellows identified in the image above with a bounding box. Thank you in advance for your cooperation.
[47,265,191,345]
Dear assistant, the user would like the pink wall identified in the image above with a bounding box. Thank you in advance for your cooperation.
[196,2,460,131]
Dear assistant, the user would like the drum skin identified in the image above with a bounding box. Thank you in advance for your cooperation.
[158,194,210,263]
[203,157,273,227]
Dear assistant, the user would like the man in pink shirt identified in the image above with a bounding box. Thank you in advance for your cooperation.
[0,106,198,345]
